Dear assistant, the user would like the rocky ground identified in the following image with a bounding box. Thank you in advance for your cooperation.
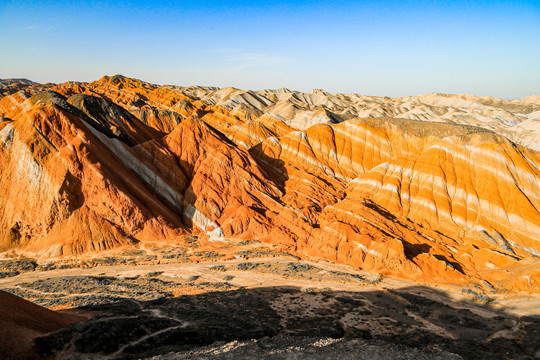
[148,336,464,360]
[1,255,539,360]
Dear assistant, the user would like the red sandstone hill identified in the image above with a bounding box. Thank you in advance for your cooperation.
[0,75,539,293]
[0,290,84,359]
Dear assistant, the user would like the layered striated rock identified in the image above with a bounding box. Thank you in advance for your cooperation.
[0,90,186,256]
[0,75,539,293]
[250,118,540,287]
[0,86,307,257]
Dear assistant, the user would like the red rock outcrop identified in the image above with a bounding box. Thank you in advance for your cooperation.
[0,290,84,359]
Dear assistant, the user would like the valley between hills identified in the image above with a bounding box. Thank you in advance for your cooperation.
[0,75,539,359]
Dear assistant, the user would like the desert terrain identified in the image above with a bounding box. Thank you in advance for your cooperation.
[0,76,539,359]
[1,252,540,359]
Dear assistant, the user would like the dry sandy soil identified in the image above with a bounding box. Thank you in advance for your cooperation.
[1,256,539,359]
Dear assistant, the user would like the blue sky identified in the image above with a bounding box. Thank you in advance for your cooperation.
[1,0,539,98]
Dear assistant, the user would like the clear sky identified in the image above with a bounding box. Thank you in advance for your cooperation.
[1,0,539,98]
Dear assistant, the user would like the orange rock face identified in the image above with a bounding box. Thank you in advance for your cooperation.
[1,76,539,293]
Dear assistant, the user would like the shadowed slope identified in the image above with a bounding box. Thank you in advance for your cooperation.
[0,290,84,360]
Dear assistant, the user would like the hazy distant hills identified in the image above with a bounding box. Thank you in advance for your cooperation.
[0,78,37,86]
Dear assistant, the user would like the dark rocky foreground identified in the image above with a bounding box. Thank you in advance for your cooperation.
[149,335,463,360]
[22,283,539,360]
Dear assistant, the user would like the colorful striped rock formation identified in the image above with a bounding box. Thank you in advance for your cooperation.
[0,75,539,293]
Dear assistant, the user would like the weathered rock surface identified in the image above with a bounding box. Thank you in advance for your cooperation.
[0,75,539,293]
